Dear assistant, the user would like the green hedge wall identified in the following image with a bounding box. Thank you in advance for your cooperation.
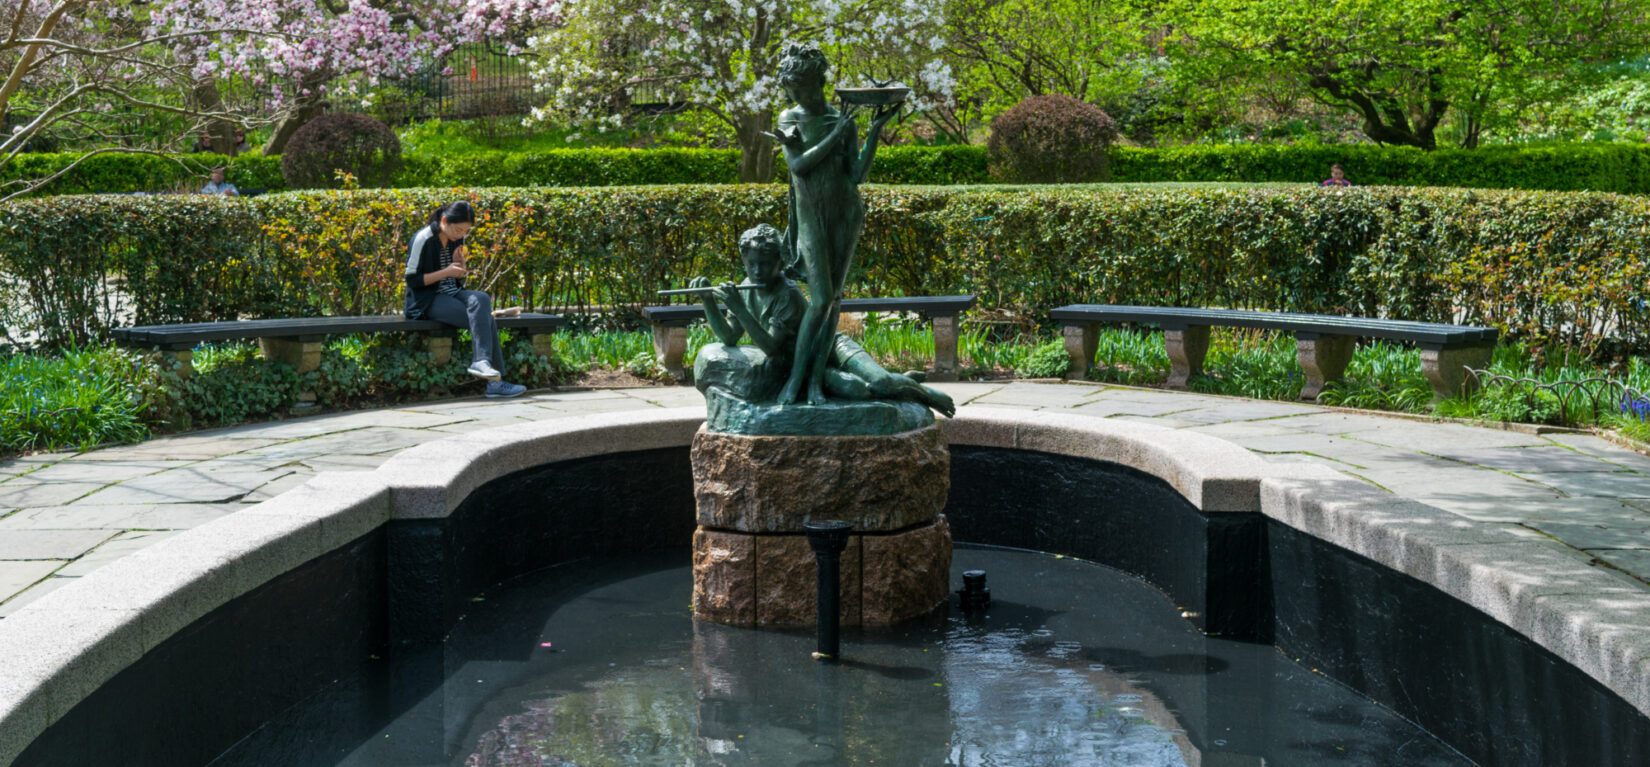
[12,142,1650,195]
[1110,143,1650,193]
[3,153,285,196]
[3,185,1645,356]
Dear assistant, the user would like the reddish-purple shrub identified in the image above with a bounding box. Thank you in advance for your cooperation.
[988,95,1118,183]
[280,113,403,190]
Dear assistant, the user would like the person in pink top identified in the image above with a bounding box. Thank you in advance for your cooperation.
[1321,163,1353,187]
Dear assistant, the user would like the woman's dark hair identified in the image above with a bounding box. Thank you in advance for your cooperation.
[428,201,475,234]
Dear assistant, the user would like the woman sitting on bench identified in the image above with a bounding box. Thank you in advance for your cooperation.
[403,201,526,398]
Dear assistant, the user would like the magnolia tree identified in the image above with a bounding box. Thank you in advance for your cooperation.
[0,0,261,199]
[147,0,564,154]
[526,0,953,182]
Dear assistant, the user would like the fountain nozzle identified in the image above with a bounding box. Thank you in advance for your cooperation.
[957,570,991,611]
[804,520,853,662]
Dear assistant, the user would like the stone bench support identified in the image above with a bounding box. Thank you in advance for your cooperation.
[1165,326,1211,389]
[1421,343,1494,400]
[160,349,194,379]
[257,336,324,374]
[1062,322,1100,380]
[1296,333,1356,401]
[653,323,691,380]
[421,331,455,365]
[258,336,324,402]
[930,314,960,382]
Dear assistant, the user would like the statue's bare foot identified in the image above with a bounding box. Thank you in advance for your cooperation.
[807,379,828,406]
[777,376,804,405]
[922,386,956,418]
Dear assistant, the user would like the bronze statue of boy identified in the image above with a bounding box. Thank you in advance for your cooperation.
[691,224,954,417]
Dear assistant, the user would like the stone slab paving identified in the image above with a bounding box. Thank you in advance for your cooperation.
[3,381,1650,620]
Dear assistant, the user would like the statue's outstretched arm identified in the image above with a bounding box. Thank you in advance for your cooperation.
[854,106,899,184]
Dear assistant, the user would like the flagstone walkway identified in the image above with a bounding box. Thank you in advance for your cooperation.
[3,381,1648,616]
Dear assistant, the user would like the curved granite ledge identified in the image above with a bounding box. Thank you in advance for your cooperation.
[1,405,1647,766]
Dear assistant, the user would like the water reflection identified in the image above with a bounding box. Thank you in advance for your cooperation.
[445,551,1464,766]
[274,547,1467,767]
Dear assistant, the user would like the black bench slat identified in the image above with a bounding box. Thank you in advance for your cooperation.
[643,295,975,326]
[1050,305,1496,346]
[113,313,565,347]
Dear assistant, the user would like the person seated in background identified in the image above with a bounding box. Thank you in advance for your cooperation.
[233,130,251,155]
[190,130,213,153]
[1321,163,1353,187]
[199,166,238,196]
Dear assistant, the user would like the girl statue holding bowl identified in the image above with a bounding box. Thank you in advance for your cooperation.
[769,42,901,406]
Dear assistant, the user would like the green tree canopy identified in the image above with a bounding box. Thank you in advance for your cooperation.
[1165,0,1650,149]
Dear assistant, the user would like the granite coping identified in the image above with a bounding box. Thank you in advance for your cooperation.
[1,405,1648,767]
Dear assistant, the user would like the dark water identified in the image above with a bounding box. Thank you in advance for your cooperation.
[215,546,1472,767]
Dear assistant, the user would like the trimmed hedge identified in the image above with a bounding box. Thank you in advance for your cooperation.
[3,153,285,196]
[3,185,1645,357]
[1111,143,1650,193]
[13,142,1650,195]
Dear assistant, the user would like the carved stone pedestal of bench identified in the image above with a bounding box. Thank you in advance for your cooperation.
[1421,343,1494,400]
[1296,334,1356,400]
[1165,327,1211,389]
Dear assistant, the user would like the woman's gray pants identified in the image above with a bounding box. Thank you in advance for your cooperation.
[426,290,503,370]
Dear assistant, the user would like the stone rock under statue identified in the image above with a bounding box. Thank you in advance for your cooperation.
[672,42,955,627]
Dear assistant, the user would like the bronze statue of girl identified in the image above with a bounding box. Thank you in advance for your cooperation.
[769,42,900,406]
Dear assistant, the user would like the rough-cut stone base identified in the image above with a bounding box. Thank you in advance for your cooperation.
[692,528,756,625]
[691,518,952,627]
[756,533,863,626]
[703,386,934,436]
[692,425,950,533]
[863,516,952,625]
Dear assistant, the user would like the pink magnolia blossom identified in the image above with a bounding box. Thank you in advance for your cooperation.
[148,0,565,105]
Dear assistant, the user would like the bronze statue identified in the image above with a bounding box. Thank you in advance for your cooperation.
[690,224,955,417]
[769,42,900,406]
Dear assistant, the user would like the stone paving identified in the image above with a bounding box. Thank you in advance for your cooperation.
[2,381,1649,617]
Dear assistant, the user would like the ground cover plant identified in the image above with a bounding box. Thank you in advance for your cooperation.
[4,322,1648,458]
[0,331,572,457]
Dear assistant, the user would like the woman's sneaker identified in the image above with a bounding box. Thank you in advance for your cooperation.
[467,360,502,380]
[485,381,527,398]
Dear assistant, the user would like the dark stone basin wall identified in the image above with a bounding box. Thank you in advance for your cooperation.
[17,445,1650,767]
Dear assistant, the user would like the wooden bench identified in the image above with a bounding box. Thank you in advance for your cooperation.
[1050,305,1499,400]
[641,295,975,382]
[112,314,567,391]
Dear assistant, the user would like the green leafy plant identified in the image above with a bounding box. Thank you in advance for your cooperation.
[163,343,301,429]
[1015,339,1072,378]
[0,346,151,453]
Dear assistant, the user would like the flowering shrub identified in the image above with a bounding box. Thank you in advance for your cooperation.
[988,95,1118,183]
[281,114,404,190]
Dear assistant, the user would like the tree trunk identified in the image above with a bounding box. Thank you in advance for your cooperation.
[191,77,237,155]
[734,110,776,183]
[1308,71,1443,151]
[262,70,333,156]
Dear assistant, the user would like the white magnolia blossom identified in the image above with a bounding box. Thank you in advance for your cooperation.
[526,0,953,129]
